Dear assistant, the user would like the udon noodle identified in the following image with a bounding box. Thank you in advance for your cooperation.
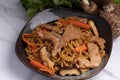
[22,16,106,76]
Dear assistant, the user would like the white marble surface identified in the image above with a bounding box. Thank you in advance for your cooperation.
[0,0,120,80]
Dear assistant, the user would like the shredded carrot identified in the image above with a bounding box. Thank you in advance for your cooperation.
[23,39,37,49]
[58,18,67,27]
[22,34,37,50]
[75,44,88,53]
[23,33,32,37]
[30,60,54,75]
[66,19,90,29]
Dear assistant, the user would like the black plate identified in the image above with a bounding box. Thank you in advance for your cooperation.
[15,8,112,80]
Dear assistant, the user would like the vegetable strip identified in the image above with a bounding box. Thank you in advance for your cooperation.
[22,34,37,50]
[30,60,54,75]
[75,44,88,53]
[66,19,91,29]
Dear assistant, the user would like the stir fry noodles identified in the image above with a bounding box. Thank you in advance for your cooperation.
[22,16,106,76]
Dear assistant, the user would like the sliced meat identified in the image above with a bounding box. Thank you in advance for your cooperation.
[87,43,102,67]
[59,68,81,76]
[75,55,90,69]
[40,24,63,34]
[91,36,106,48]
[40,47,54,70]
[36,28,63,57]
[62,25,82,44]
[76,42,102,69]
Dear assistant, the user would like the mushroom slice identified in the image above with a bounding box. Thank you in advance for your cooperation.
[59,68,81,76]
[88,20,99,37]
[40,46,54,70]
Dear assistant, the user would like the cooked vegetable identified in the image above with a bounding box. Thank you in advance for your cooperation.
[66,19,91,29]
[40,46,54,70]
[22,34,37,49]
[75,44,87,53]
[88,20,99,37]
[30,60,54,75]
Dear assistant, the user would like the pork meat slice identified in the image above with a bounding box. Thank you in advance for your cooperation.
[62,24,82,44]
[91,36,106,48]
[35,28,63,57]
[76,42,102,69]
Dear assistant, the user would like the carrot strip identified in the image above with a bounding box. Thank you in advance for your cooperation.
[22,34,37,49]
[23,38,37,49]
[75,44,88,53]
[30,60,54,75]
[58,18,67,27]
[23,33,32,37]
[66,19,90,29]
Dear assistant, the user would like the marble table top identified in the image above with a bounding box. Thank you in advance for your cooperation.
[0,0,120,80]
